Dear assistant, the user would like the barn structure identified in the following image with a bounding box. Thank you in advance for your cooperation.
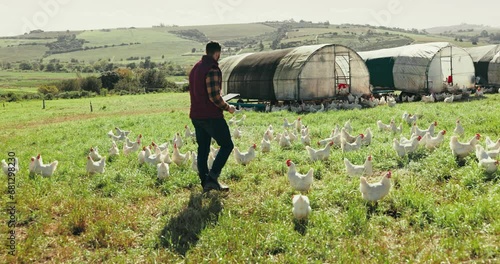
[219,44,371,101]
[466,45,500,87]
[358,42,476,94]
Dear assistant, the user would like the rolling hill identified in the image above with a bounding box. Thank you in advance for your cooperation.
[1,22,490,68]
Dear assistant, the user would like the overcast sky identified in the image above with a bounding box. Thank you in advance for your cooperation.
[0,0,499,36]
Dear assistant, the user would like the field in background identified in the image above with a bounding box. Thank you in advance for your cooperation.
[0,70,94,95]
[0,92,499,262]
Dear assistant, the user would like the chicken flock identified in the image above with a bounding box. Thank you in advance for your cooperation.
[2,99,499,223]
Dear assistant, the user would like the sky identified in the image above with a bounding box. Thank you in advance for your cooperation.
[0,0,499,36]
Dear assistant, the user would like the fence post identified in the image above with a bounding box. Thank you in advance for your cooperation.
[90,101,93,112]
[42,99,45,109]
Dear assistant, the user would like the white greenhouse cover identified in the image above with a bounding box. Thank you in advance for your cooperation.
[360,42,475,93]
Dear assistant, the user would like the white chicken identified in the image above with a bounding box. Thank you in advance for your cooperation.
[292,195,311,220]
[125,134,143,148]
[341,134,364,153]
[172,143,190,166]
[287,131,297,143]
[267,125,275,138]
[301,134,311,146]
[286,160,313,192]
[210,146,220,158]
[450,134,481,159]
[34,154,59,177]
[107,129,127,141]
[390,121,403,134]
[341,127,357,143]
[421,94,435,103]
[453,120,464,136]
[402,112,418,126]
[393,136,421,157]
[208,152,215,170]
[377,120,392,131]
[157,161,170,180]
[279,132,292,148]
[360,171,392,202]
[234,144,257,165]
[29,157,36,176]
[123,138,141,155]
[412,121,437,137]
[318,134,342,147]
[86,155,105,174]
[261,137,271,153]
[191,152,198,172]
[478,158,499,174]
[138,146,147,164]
[233,127,242,139]
[115,127,130,137]
[344,120,353,134]
[88,146,102,161]
[425,130,447,150]
[475,145,491,161]
[444,94,454,103]
[109,141,119,156]
[295,117,303,132]
[283,118,297,129]
[2,158,19,176]
[305,141,333,161]
[344,155,373,177]
[485,137,500,150]
[172,133,183,149]
[387,97,397,107]
[362,128,373,146]
[184,125,196,139]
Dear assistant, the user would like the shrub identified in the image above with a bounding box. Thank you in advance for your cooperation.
[57,79,80,92]
[80,76,102,94]
[114,78,142,94]
[38,85,59,95]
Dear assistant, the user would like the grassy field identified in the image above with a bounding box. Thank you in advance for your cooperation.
[0,92,499,263]
[0,70,94,95]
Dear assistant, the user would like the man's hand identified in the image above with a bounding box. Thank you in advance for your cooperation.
[228,105,236,114]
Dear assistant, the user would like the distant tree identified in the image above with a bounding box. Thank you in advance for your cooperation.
[191,48,196,53]
[259,41,264,51]
[140,69,167,92]
[19,62,33,70]
[80,76,102,94]
[100,71,120,89]
[57,79,80,92]
[480,30,489,38]
[126,62,137,69]
[162,55,165,59]
[471,36,479,45]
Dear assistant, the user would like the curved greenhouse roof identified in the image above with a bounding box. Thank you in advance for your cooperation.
[220,44,371,101]
[359,42,475,94]
[466,45,500,87]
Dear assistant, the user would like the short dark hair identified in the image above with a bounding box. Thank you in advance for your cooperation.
[206,41,221,56]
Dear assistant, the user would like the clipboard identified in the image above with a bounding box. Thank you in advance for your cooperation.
[222,93,240,101]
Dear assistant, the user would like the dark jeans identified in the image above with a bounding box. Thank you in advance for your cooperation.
[191,118,234,185]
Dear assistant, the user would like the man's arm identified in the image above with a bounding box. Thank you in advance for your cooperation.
[206,68,230,111]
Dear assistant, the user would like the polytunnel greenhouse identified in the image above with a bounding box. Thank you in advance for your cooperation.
[358,42,476,94]
[219,44,371,101]
[466,45,500,87]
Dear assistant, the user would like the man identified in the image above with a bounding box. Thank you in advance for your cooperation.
[189,41,235,192]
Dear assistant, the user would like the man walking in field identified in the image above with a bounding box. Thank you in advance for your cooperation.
[189,41,235,192]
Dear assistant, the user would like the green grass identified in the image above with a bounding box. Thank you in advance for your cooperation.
[0,70,95,95]
[0,92,499,262]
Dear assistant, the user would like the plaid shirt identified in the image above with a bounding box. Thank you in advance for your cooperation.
[206,68,230,111]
